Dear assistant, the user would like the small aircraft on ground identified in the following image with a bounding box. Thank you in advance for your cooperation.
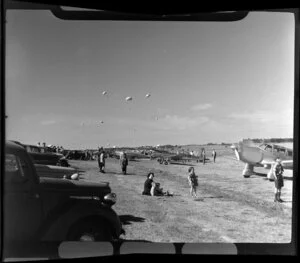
[230,141,293,180]
[151,151,207,165]
[110,150,150,161]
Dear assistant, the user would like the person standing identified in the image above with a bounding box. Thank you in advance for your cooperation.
[98,147,106,173]
[212,149,217,163]
[273,158,284,202]
[120,152,129,175]
[187,167,198,198]
[202,149,206,165]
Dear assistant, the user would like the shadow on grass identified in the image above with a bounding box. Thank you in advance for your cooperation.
[281,200,293,203]
[114,172,136,176]
[193,198,204,201]
[202,195,224,199]
[119,215,146,225]
[168,162,196,166]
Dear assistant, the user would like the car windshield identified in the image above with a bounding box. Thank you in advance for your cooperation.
[4,2,296,258]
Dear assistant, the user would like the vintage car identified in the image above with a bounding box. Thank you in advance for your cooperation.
[23,144,69,167]
[3,140,124,248]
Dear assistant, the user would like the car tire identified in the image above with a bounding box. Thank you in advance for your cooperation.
[67,218,112,241]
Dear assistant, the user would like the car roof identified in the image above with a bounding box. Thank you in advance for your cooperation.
[25,144,42,148]
[6,140,26,151]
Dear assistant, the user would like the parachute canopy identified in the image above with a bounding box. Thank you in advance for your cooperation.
[100,121,104,124]
[102,91,107,95]
[125,96,133,101]
[145,93,151,98]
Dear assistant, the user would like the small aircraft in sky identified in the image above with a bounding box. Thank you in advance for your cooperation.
[230,141,293,180]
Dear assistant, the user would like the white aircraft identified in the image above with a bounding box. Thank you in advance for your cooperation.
[231,141,293,180]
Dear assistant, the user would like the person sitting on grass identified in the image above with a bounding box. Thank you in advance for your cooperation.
[142,172,155,196]
[142,172,173,196]
[150,182,173,197]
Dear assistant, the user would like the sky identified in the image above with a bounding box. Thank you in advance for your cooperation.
[5,9,295,149]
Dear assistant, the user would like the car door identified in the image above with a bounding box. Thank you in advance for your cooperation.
[3,152,43,242]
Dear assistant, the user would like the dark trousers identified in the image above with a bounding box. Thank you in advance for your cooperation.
[122,165,127,174]
[98,161,105,172]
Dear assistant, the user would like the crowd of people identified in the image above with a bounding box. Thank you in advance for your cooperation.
[55,145,285,203]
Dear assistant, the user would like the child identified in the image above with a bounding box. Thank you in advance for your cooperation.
[188,167,198,198]
[151,182,173,197]
[273,158,284,202]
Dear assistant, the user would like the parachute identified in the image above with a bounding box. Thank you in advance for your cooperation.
[125,96,133,101]
[102,91,107,96]
[100,121,104,124]
[145,93,151,98]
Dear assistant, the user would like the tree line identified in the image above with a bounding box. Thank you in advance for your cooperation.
[243,138,293,143]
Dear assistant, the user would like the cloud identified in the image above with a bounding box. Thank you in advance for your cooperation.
[190,103,212,111]
[228,110,278,123]
[228,109,294,134]
[40,120,57,125]
[109,115,211,132]
[158,115,210,131]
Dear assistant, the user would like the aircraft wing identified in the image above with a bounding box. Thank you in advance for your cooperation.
[261,159,293,170]
[281,160,293,169]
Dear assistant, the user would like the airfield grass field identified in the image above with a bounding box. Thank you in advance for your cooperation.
[69,146,293,243]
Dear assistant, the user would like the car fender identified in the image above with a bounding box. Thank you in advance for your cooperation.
[39,200,122,241]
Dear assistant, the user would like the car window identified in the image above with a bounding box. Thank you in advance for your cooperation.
[40,148,46,153]
[278,148,286,154]
[264,145,273,152]
[5,153,26,182]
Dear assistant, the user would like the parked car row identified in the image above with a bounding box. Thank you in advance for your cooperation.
[3,140,124,256]
[10,141,70,167]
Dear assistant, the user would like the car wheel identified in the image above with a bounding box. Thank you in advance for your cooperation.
[67,219,112,241]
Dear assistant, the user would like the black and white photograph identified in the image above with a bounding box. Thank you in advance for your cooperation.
[1,1,298,258]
